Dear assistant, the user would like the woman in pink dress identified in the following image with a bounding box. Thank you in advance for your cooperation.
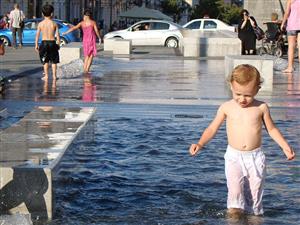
[63,9,101,73]
[281,0,300,73]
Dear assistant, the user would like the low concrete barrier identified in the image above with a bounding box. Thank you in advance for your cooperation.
[181,30,241,57]
[183,38,200,57]
[59,42,83,65]
[103,39,115,52]
[113,39,132,54]
[104,39,132,55]
[0,106,95,219]
[225,55,274,91]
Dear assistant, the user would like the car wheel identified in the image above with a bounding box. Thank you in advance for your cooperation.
[257,47,267,56]
[60,37,68,46]
[165,37,178,48]
[113,36,123,40]
[0,36,11,47]
[273,47,283,58]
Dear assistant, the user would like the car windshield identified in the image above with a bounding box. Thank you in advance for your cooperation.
[185,21,201,29]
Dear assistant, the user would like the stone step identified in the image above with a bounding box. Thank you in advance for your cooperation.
[0,106,95,219]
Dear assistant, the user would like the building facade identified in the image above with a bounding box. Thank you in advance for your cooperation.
[244,0,287,26]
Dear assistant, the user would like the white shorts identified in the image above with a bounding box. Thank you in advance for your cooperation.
[224,145,266,215]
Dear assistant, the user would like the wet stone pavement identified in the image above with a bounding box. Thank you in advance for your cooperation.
[0,47,300,224]
[1,53,300,117]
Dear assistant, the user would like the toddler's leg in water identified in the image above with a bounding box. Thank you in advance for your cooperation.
[248,151,266,215]
[225,148,246,215]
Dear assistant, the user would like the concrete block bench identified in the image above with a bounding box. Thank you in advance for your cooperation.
[0,106,95,219]
[104,39,132,55]
[104,39,115,52]
[59,42,83,65]
[182,30,241,57]
[225,55,274,91]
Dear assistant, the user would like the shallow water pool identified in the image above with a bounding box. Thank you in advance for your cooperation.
[44,104,300,225]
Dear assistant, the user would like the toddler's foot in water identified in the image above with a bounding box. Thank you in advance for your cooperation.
[227,208,246,223]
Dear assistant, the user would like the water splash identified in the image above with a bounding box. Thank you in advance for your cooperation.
[273,57,288,71]
[57,59,84,79]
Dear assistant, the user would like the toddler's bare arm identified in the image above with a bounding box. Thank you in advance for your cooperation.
[189,104,226,156]
[262,103,295,160]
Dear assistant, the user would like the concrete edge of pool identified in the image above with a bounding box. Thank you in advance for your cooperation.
[0,106,96,219]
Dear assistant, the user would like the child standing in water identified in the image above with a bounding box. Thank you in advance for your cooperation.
[189,64,295,218]
[63,9,101,73]
[35,4,60,81]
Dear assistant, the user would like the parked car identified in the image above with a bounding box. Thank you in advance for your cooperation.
[0,18,80,47]
[104,20,183,48]
[183,19,236,32]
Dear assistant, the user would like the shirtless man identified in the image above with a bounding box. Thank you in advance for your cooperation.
[35,4,60,81]
[189,64,295,218]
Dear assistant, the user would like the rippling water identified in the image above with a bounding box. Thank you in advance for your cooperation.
[40,107,300,225]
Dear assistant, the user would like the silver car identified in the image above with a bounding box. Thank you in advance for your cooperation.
[104,20,183,48]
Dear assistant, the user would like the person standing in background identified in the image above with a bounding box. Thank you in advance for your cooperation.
[9,3,25,49]
[238,9,257,55]
[281,0,300,73]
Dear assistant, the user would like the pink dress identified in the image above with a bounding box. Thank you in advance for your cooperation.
[287,0,300,31]
[82,25,97,57]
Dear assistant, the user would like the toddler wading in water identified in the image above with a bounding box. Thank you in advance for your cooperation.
[189,64,295,218]
[63,9,101,73]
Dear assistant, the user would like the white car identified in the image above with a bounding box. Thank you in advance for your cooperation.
[183,19,236,32]
[104,20,183,48]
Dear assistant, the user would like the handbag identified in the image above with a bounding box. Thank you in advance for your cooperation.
[253,26,264,40]
[19,20,24,29]
[19,11,24,29]
[0,43,5,55]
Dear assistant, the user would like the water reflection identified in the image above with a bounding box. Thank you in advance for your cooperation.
[34,79,58,101]
[226,214,264,225]
[82,73,96,102]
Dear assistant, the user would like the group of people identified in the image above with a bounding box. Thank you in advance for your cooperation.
[34,4,101,82]
[238,0,299,73]
[1,3,102,80]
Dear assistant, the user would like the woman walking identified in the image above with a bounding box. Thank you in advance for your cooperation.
[63,9,101,73]
[281,0,300,73]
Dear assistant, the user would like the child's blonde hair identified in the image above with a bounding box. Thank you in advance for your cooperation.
[271,12,279,21]
[227,64,263,87]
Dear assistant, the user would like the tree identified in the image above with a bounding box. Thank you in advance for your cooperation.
[160,0,191,22]
[191,0,241,25]
[218,1,241,25]
[190,0,221,20]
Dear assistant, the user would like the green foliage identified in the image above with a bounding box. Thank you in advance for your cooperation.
[190,0,221,19]
[191,0,241,25]
[218,1,241,24]
[160,0,191,22]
